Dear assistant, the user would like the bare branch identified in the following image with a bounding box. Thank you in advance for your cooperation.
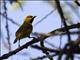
[0,23,80,59]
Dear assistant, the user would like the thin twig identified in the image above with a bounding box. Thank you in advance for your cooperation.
[3,0,11,51]
[32,53,57,60]
[34,9,56,26]
[0,10,1,57]
[55,0,71,42]
[0,12,20,26]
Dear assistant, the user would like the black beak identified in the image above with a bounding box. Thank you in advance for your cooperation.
[30,16,36,23]
[33,16,36,18]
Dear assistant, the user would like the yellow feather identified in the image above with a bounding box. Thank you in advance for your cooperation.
[14,16,36,43]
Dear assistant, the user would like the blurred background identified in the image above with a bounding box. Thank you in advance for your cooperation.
[0,0,80,60]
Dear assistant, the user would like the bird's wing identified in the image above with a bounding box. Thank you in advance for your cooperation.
[16,23,32,35]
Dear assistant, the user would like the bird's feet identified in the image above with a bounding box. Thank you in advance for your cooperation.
[18,40,20,47]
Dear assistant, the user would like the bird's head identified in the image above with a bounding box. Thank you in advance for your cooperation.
[24,15,36,23]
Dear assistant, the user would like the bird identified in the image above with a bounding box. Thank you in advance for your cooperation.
[13,15,36,44]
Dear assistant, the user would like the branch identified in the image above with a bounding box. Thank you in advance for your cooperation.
[34,9,56,26]
[75,0,80,6]
[0,23,80,59]
[55,0,71,42]
[49,23,80,37]
[0,38,39,59]
[3,0,11,51]
[32,53,57,60]
[31,44,80,60]
[0,12,20,26]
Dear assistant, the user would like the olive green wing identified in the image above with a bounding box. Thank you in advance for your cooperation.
[15,23,32,39]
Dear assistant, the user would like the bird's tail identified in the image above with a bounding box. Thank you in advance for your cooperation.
[13,39,17,44]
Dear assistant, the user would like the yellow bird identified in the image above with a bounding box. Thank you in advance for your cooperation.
[14,15,36,43]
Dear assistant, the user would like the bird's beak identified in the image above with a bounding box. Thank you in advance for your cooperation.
[32,16,36,20]
[30,16,36,23]
[33,16,36,18]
